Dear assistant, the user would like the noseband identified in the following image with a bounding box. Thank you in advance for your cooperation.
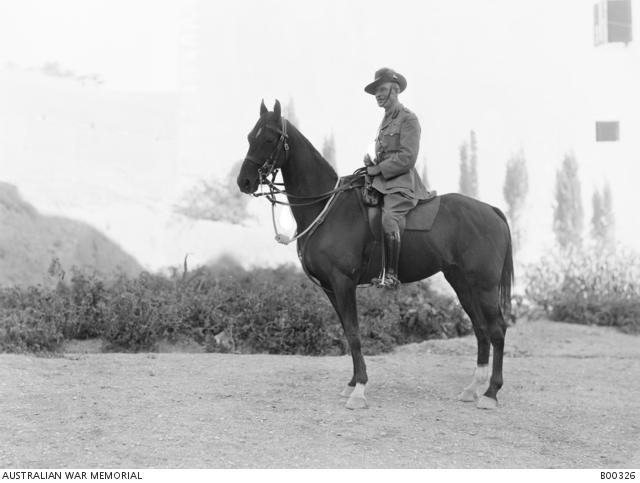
[244,117,289,183]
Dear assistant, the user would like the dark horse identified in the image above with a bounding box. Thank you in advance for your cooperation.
[237,100,513,410]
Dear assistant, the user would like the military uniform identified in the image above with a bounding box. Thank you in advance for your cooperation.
[364,67,429,288]
[373,103,429,234]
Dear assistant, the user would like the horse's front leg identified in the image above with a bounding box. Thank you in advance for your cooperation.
[324,275,368,409]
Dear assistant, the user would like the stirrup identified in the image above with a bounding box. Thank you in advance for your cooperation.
[371,273,400,289]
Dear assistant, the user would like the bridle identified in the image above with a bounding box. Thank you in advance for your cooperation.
[244,116,290,186]
[245,117,359,207]
[243,116,363,245]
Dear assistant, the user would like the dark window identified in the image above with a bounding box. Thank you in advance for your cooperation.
[596,121,620,141]
[608,0,633,43]
[594,0,633,45]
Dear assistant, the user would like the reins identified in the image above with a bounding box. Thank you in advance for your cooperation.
[260,174,361,245]
[270,177,342,245]
[247,118,364,245]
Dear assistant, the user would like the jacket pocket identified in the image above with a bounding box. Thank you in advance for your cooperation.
[381,128,400,152]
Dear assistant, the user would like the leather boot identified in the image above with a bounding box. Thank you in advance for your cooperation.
[383,231,401,289]
[372,231,401,289]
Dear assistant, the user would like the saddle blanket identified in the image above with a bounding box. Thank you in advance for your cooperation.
[366,193,440,237]
[405,194,441,231]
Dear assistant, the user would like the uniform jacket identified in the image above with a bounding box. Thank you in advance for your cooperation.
[372,104,429,199]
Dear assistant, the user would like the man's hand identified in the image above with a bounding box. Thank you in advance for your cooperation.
[367,165,382,176]
[363,153,374,167]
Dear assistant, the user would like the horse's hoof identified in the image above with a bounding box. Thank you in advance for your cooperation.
[340,385,355,398]
[476,395,498,410]
[459,388,478,402]
[345,396,368,410]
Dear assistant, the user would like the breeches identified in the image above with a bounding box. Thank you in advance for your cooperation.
[381,192,419,234]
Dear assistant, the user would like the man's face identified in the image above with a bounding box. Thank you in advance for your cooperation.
[374,82,398,108]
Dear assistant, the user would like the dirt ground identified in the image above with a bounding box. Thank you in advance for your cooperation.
[1,318,639,468]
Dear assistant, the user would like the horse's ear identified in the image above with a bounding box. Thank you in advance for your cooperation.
[260,99,268,116]
[273,99,281,120]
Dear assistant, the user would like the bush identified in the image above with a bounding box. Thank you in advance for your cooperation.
[63,270,110,339]
[102,272,180,351]
[0,262,472,354]
[356,283,472,354]
[209,265,343,354]
[0,285,68,352]
[524,246,640,333]
[0,307,65,352]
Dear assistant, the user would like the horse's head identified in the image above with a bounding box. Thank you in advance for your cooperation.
[237,99,289,194]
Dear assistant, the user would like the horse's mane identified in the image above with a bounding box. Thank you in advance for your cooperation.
[285,119,338,178]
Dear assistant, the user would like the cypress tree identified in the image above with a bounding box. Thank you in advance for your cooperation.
[553,153,584,250]
[591,182,615,248]
[459,131,479,198]
[458,142,471,195]
[468,130,479,198]
[602,182,615,245]
[503,150,529,253]
[421,156,430,190]
[284,98,299,127]
[321,132,337,170]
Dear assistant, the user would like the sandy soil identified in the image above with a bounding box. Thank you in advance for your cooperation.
[1,319,639,468]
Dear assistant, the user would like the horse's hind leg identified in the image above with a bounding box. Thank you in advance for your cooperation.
[444,270,491,403]
[460,325,491,403]
[476,289,507,410]
[323,276,368,409]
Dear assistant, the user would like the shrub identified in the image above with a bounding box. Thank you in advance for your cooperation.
[225,266,342,355]
[0,284,69,352]
[101,272,179,351]
[524,246,640,333]
[63,270,110,339]
[0,307,65,352]
[0,261,473,354]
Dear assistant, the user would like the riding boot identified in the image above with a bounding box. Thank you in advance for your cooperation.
[372,231,401,289]
[383,231,401,289]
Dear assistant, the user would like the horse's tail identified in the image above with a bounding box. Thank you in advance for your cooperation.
[492,206,514,316]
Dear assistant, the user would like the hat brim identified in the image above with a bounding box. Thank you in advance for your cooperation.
[364,74,407,95]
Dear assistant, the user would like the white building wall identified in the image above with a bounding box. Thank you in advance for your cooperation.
[578,1,639,247]
[484,1,640,259]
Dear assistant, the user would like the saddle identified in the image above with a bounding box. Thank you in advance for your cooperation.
[360,176,441,236]
[357,179,440,286]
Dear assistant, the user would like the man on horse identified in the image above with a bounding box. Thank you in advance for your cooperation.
[363,67,430,289]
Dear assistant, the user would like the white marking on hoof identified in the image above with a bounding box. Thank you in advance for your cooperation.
[345,396,368,410]
[459,388,478,402]
[460,365,489,402]
[345,383,367,409]
[476,395,498,410]
[340,385,355,398]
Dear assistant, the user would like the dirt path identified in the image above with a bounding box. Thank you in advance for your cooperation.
[1,319,639,468]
